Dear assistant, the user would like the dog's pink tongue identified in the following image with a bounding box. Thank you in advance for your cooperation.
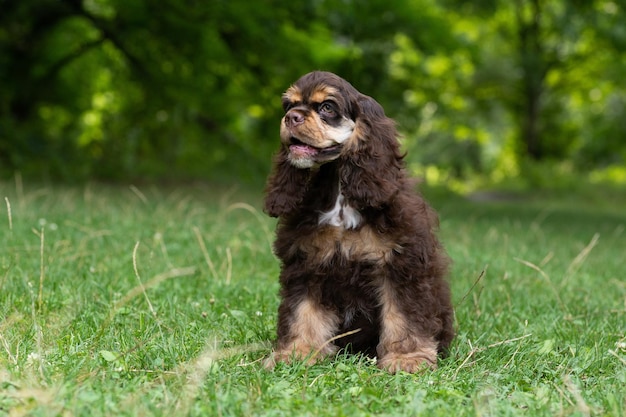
[289,144,318,158]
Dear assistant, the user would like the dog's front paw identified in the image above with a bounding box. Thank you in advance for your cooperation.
[263,350,313,370]
[377,352,437,374]
[262,350,285,370]
[264,344,337,370]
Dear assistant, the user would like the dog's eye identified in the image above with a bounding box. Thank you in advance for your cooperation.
[319,102,336,117]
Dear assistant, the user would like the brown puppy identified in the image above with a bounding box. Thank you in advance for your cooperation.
[264,71,454,373]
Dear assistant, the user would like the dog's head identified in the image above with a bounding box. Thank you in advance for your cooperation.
[280,71,382,169]
[265,71,401,216]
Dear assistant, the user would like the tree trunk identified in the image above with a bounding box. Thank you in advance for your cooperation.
[516,0,547,160]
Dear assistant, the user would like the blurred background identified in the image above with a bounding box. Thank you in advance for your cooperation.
[1,0,625,192]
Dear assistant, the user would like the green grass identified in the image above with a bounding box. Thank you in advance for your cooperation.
[1,181,624,416]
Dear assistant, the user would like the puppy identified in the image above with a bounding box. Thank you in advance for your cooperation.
[263,71,454,373]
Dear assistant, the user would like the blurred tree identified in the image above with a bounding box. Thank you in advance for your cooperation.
[444,0,626,166]
[0,0,347,180]
[0,0,624,183]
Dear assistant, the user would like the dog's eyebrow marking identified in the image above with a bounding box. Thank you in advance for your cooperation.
[284,86,302,104]
[311,86,339,104]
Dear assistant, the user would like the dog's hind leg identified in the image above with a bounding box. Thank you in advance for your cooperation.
[375,277,439,373]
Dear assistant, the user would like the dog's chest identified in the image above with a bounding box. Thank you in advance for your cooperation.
[318,192,362,229]
[290,192,400,265]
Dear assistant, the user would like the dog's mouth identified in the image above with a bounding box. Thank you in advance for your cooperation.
[289,137,341,158]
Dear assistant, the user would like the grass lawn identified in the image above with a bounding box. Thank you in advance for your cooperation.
[0,181,624,416]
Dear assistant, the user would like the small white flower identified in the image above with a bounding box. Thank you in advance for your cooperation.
[25,352,41,368]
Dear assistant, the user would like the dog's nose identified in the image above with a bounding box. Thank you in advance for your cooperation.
[285,110,305,127]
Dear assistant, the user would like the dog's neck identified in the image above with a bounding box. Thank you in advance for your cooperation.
[301,162,363,230]
[317,184,362,229]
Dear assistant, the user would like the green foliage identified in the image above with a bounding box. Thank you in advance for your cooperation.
[0,0,625,184]
[1,183,625,415]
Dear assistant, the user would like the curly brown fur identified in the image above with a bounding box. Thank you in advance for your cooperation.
[263,71,454,373]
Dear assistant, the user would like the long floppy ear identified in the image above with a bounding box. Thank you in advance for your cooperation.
[263,148,311,217]
[339,95,404,209]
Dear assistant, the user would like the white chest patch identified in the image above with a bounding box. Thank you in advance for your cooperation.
[318,192,362,229]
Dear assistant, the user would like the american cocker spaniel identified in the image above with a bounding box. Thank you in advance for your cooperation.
[263,71,454,373]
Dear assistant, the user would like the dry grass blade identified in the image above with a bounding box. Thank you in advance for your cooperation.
[225,247,232,285]
[129,184,149,205]
[125,341,256,413]
[115,266,196,311]
[456,267,486,307]
[453,339,479,379]
[225,202,274,251]
[96,266,196,339]
[514,257,568,313]
[0,314,22,365]
[563,375,591,417]
[193,226,219,281]
[132,241,157,318]
[453,334,533,378]
[487,333,533,348]
[608,349,626,366]
[173,342,219,413]
[563,233,600,286]
[32,227,45,312]
[312,328,362,360]
[4,197,12,231]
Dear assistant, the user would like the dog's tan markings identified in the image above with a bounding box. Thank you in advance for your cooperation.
[343,119,369,153]
[341,226,402,265]
[296,226,341,264]
[280,110,328,149]
[310,85,339,104]
[292,86,347,148]
[298,117,326,145]
[377,279,438,373]
[284,86,302,104]
[293,225,401,265]
[281,84,355,155]
[266,297,340,368]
